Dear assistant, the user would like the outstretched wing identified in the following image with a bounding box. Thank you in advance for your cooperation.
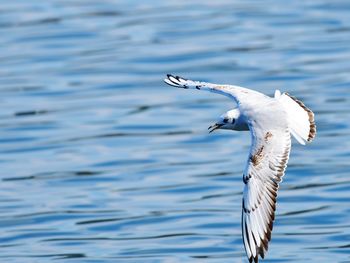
[165,74,293,262]
[242,114,291,263]
[164,74,266,106]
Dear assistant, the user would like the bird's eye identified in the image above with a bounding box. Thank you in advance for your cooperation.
[223,118,229,123]
[231,118,235,124]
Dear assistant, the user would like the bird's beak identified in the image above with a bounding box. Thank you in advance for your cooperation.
[208,123,223,133]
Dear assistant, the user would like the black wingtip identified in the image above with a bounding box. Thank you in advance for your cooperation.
[164,78,179,87]
[166,74,187,82]
[164,74,189,89]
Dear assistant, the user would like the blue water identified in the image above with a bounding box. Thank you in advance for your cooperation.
[0,1,349,262]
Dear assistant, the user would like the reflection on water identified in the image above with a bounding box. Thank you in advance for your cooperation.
[0,0,349,262]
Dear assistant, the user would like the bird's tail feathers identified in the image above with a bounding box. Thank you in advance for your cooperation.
[275,90,316,145]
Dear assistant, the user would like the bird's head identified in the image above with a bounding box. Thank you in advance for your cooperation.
[208,108,241,133]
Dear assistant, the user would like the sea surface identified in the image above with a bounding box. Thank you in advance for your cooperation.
[0,1,349,262]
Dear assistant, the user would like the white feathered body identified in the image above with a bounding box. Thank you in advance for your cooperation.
[164,74,316,263]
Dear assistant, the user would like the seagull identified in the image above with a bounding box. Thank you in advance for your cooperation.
[164,74,316,263]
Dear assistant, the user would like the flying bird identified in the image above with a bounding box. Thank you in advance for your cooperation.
[164,74,316,263]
